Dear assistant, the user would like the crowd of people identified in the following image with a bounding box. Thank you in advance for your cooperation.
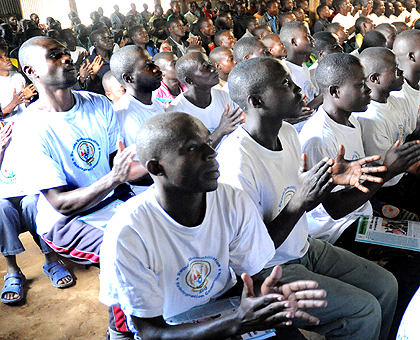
[2,0,420,339]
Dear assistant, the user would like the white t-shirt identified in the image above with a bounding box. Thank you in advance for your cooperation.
[70,46,87,64]
[390,81,420,135]
[308,60,319,97]
[397,287,420,340]
[0,71,26,122]
[299,106,372,243]
[168,88,238,132]
[332,13,356,30]
[283,60,315,103]
[18,91,120,235]
[217,124,310,266]
[354,98,407,186]
[368,13,389,26]
[113,93,165,147]
[99,183,275,331]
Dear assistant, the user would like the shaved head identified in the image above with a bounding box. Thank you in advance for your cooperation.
[393,29,420,57]
[359,47,396,75]
[136,112,206,166]
[110,45,146,85]
[19,36,55,69]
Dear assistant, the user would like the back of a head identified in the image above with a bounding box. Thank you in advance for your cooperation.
[325,22,343,34]
[394,29,420,56]
[254,25,271,38]
[313,31,337,55]
[316,53,363,95]
[136,112,202,166]
[359,30,386,52]
[110,45,142,84]
[355,16,370,33]
[153,51,175,68]
[102,70,117,92]
[232,36,261,62]
[19,35,51,69]
[175,51,202,85]
[209,46,230,64]
[214,29,230,46]
[229,57,282,108]
[359,46,395,75]
[279,21,306,48]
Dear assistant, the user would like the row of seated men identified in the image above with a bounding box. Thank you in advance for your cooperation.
[2,12,420,340]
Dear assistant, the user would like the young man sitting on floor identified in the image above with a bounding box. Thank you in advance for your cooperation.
[168,51,243,147]
[99,111,328,340]
[217,56,399,340]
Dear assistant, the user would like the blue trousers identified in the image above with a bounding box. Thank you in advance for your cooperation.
[0,195,51,256]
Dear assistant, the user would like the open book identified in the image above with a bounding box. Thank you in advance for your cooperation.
[356,216,420,252]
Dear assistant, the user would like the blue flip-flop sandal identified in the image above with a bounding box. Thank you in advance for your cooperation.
[1,272,26,304]
[43,260,74,288]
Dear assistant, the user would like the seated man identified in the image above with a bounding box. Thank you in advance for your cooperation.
[374,23,397,49]
[168,52,243,147]
[241,16,260,38]
[209,46,236,90]
[99,111,327,340]
[111,46,165,149]
[159,18,189,58]
[253,25,273,38]
[280,21,319,110]
[217,56,399,340]
[14,36,147,265]
[0,123,73,304]
[102,71,125,103]
[299,53,420,245]
[128,25,158,57]
[152,52,188,108]
[356,47,420,215]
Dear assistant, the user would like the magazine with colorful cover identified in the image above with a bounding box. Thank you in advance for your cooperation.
[356,216,420,252]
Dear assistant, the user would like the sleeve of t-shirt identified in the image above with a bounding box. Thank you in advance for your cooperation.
[226,187,275,276]
[100,213,166,319]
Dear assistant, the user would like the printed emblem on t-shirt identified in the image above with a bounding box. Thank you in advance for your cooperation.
[351,151,360,160]
[71,138,102,171]
[398,124,405,142]
[0,167,16,185]
[279,186,296,212]
[176,256,222,298]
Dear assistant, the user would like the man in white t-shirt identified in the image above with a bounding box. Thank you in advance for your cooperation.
[331,0,356,33]
[356,47,420,215]
[217,56,399,340]
[168,51,243,147]
[15,36,148,265]
[392,30,420,136]
[300,54,420,244]
[100,111,328,340]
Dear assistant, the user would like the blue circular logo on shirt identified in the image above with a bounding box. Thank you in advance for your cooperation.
[71,138,101,171]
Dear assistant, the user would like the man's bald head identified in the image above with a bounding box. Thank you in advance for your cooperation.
[232,37,269,62]
[359,47,397,75]
[393,29,420,58]
[229,57,284,109]
[19,36,56,69]
[110,45,146,85]
[175,51,206,85]
[136,112,207,167]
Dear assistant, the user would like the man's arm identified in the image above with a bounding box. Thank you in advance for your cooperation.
[131,266,326,340]
[266,155,335,248]
[42,141,148,216]
[323,140,420,219]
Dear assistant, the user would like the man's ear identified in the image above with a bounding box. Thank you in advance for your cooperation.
[291,37,297,46]
[369,72,379,84]
[247,94,263,108]
[408,51,416,62]
[122,73,133,84]
[215,62,222,70]
[328,85,339,98]
[184,76,193,85]
[23,65,35,78]
[146,159,165,176]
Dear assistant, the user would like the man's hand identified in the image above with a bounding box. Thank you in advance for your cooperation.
[284,106,313,125]
[111,141,137,185]
[291,154,335,213]
[331,144,386,193]
[10,88,29,106]
[21,84,37,99]
[75,50,89,66]
[211,104,245,147]
[384,140,420,178]
[89,55,104,78]
[0,122,13,153]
